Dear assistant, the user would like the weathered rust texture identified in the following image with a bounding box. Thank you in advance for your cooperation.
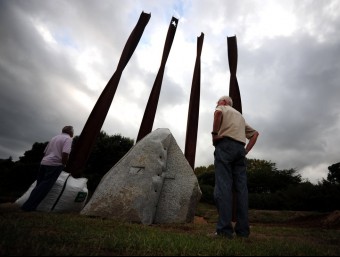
[227,35,242,114]
[227,35,241,222]
[136,17,178,142]
[184,33,204,169]
[66,12,151,178]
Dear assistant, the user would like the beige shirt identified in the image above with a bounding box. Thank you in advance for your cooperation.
[215,105,257,144]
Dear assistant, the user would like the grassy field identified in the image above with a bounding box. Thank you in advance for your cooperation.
[0,202,339,256]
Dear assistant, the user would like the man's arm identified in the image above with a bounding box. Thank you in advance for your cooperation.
[245,131,259,155]
[212,110,223,145]
[61,152,69,167]
[213,110,222,132]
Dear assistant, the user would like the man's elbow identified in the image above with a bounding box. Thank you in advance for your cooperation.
[251,131,259,141]
[62,153,70,166]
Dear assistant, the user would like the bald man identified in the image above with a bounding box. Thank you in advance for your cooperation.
[212,96,259,238]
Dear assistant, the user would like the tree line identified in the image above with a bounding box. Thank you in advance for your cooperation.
[0,131,339,212]
[0,131,134,202]
[196,159,340,212]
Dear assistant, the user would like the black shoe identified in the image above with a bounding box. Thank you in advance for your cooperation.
[208,231,233,239]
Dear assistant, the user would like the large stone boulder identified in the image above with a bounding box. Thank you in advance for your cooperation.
[81,128,202,224]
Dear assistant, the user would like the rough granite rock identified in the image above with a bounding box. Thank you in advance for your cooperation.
[80,128,202,224]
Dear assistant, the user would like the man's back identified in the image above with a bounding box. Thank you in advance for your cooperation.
[216,105,246,144]
[41,133,72,166]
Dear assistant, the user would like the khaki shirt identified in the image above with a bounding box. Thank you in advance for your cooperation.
[215,105,257,144]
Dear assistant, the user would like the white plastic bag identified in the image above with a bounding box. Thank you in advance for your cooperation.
[15,171,88,213]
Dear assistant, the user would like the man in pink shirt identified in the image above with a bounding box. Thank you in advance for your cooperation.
[21,126,74,211]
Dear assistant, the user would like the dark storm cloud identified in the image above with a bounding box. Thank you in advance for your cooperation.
[0,0,339,184]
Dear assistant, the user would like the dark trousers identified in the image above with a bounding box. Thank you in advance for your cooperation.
[21,165,63,211]
[214,137,249,237]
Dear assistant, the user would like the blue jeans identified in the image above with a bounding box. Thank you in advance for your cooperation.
[214,137,249,237]
[21,165,63,211]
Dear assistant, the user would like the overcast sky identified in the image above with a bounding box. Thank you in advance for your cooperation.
[1,0,339,184]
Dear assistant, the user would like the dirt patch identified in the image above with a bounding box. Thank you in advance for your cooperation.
[195,209,340,230]
[253,211,340,229]
[322,210,340,229]
[194,216,208,224]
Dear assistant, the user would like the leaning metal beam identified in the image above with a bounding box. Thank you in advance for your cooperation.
[136,17,178,143]
[66,12,151,178]
[184,33,204,170]
[227,35,242,114]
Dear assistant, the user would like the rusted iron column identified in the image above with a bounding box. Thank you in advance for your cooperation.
[227,35,241,222]
[184,33,204,170]
[228,36,242,114]
[136,17,178,142]
[66,12,151,178]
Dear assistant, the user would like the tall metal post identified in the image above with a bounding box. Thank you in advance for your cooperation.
[228,36,242,114]
[66,12,151,178]
[227,35,242,222]
[184,33,204,169]
[136,17,178,142]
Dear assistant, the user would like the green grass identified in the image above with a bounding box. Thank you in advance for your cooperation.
[0,203,339,256]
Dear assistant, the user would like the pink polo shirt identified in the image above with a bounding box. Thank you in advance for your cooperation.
[41,133,73,166]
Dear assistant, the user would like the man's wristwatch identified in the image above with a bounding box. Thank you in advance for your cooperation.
[211,131,218,135]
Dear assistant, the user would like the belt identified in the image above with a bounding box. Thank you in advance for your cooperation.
[223,136,246,146]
